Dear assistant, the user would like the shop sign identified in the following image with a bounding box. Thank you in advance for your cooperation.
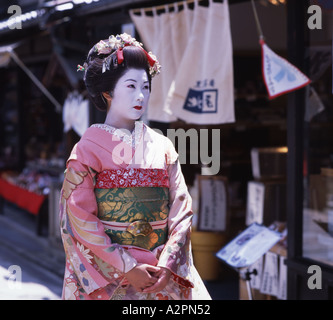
[216,223,282,268]
[197,175,228,232]
[183,80,218,114]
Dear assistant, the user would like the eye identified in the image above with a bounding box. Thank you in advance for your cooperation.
[127,84,135,89]
[143,84,150,90]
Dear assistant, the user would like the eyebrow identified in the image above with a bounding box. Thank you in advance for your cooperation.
[125,79,149,83]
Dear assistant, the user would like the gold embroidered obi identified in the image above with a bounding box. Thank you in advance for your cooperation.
[94,169,169,251]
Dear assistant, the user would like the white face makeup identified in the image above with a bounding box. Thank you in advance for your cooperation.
[104,68,150,131]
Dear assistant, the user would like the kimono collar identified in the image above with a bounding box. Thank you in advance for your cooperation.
[90,121,144,148]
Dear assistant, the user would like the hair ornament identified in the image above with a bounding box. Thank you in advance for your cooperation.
[84,33,161,77]
[77,64,86,72]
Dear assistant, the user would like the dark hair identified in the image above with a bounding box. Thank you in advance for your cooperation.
[83,44,152,111]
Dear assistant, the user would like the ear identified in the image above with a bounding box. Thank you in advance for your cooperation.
[102,91,112,103]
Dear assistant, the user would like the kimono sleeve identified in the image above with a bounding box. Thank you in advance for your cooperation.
[59,159,137,297]
[157,159,194,288]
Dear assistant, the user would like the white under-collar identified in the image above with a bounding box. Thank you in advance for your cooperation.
[91,121,144,148]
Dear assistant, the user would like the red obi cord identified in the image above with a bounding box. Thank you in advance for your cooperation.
[95,168,169,189]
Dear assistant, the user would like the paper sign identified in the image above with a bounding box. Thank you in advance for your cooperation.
[249,257,263,290]
[277,256,287,300]
[198,176,227,232]
[216,223,281,268]
[246,182,265,225]
[260,251,279,297]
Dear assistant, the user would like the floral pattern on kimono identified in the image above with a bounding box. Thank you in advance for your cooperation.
[59,121,211,300]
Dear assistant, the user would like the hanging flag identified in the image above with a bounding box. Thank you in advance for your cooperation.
[261,40,311,99]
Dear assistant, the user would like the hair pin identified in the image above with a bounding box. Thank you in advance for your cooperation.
[77,64,85,72]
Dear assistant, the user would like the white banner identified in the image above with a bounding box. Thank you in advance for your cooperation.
[130,4,187,122]
[130,0,234,125]
[261,40,311,99]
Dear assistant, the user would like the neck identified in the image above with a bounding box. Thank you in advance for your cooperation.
[104,114,135,132]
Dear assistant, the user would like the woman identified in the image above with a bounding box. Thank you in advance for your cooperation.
[59,33,211,300]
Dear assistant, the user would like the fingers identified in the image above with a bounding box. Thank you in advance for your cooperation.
[142,278,165,293]
[126,264,170,293]
[142,268,172,293]
[136,279,158,293]
[145,265,161,273]
[142,272,169,293]
[125,265,158,291]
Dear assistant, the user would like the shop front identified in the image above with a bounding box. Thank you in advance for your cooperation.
[286,0,333,299]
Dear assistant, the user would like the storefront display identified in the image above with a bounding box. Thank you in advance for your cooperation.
[0,176,46,216]
[0,158,64,235]
[286,0,333,300]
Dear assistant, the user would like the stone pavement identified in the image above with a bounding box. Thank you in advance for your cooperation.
[0,202,64,300]
[0,244,62,299]
[0,202,239,300]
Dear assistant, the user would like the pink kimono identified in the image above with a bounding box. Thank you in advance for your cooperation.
[59,121,211,300]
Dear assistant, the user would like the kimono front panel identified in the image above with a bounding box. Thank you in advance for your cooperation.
[59,122,211,300]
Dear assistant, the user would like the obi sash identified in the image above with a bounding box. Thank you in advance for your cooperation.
[94,168,169,251]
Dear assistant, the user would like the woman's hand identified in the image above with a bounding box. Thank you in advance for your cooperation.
[125,264,160,292]
[142,267,172,293]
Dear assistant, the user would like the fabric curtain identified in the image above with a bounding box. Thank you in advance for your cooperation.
[130,0,234,125]
[131,6,179,122]
[63,91,89,137]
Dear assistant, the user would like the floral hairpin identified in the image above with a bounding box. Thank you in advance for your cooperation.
[77,63,86,72]
[77,33,161,77]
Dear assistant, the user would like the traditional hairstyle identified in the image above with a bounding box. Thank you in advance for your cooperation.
[78,33,161,112]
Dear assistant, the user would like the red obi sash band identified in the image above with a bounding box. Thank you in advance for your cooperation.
[95,168,169,189]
